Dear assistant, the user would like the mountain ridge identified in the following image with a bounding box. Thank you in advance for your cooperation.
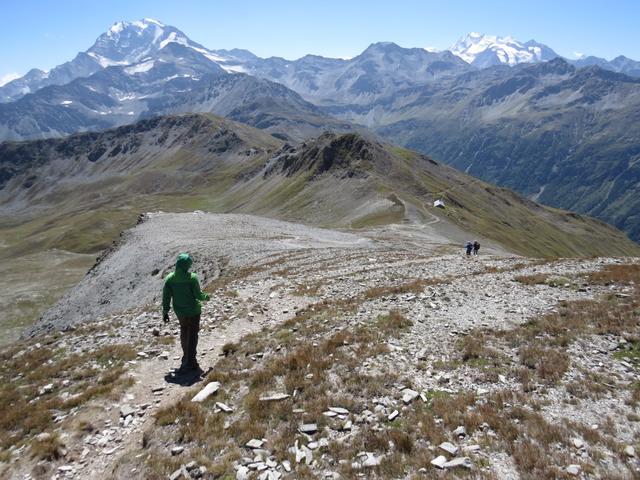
[1,112,636,259]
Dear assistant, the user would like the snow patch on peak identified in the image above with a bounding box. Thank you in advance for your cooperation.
[142,18,165,26]
[159,31,189,49]
[108,21,128,35]
[132,18,166,30]
[124,60,155,75]
[87,52,129,68]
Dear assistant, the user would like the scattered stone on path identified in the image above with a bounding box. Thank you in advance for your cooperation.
[572,438,584,449]
[402,388,419,404]
[443,457,472,469]
[191,382,220,402]
[246,439,264,449]
[236,465,250,480]
[171,446,185,456]
[431,455,447,469]
[453,426,466,438]
[38,383,54,395]
[299,423,318,435]
[352,452,383,469]
[216,402,234,413]
[328,407,349,415]
[120,405,136,418]
[439,442,459,455]
[566,464,581,476]
[259,393,290,402]
[624,445,636,457]
[169,466,189,480]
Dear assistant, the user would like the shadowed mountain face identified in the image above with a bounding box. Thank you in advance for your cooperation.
[0,65,349,144]
[323,58,640,242]
[1,113,637,260]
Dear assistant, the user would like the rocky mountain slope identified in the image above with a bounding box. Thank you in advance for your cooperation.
[326,58,640,242]
[1,212,639,479]
[1,113,635,260]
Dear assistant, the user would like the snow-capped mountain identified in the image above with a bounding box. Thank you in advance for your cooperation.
[0,18,243,103]
[450,32,558,68]
[86,18,230,68]
[0,18,353,142]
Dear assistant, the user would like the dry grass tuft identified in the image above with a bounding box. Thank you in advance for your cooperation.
[29,433,64,461]
[585,264,640,285]
[519,346,569,384]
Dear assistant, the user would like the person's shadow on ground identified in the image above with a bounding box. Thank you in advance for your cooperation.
[164,367,212,386]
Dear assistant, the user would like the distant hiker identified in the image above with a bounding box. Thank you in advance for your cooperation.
[162,253,210,374]
[465,241,473,256]
[473,240,480,255]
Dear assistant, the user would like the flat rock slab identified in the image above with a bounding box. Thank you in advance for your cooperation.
[401,388,419,404]
[171,446,185,455]
[299,423,318,435]
[328,407,349,414]
[439,441,459,455]
[431,455,447,469]
[191,382,220,402]
[443,457,472,469]
[120,405,136,418]
[215,402,234,413]
[259,393,290,402]
[246,439,265,449]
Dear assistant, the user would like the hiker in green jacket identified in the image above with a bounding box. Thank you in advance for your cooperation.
[162,253,210,374]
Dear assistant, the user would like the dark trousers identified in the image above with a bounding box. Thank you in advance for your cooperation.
[178,315,200,368]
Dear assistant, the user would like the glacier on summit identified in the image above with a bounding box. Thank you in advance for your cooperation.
[450,32,558,67]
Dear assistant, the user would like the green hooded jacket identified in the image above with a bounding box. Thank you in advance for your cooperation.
[162,253,210,318]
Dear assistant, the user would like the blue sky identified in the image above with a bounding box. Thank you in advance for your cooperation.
[1,0,639,83]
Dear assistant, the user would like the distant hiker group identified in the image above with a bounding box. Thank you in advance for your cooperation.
[465,240,480,256]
